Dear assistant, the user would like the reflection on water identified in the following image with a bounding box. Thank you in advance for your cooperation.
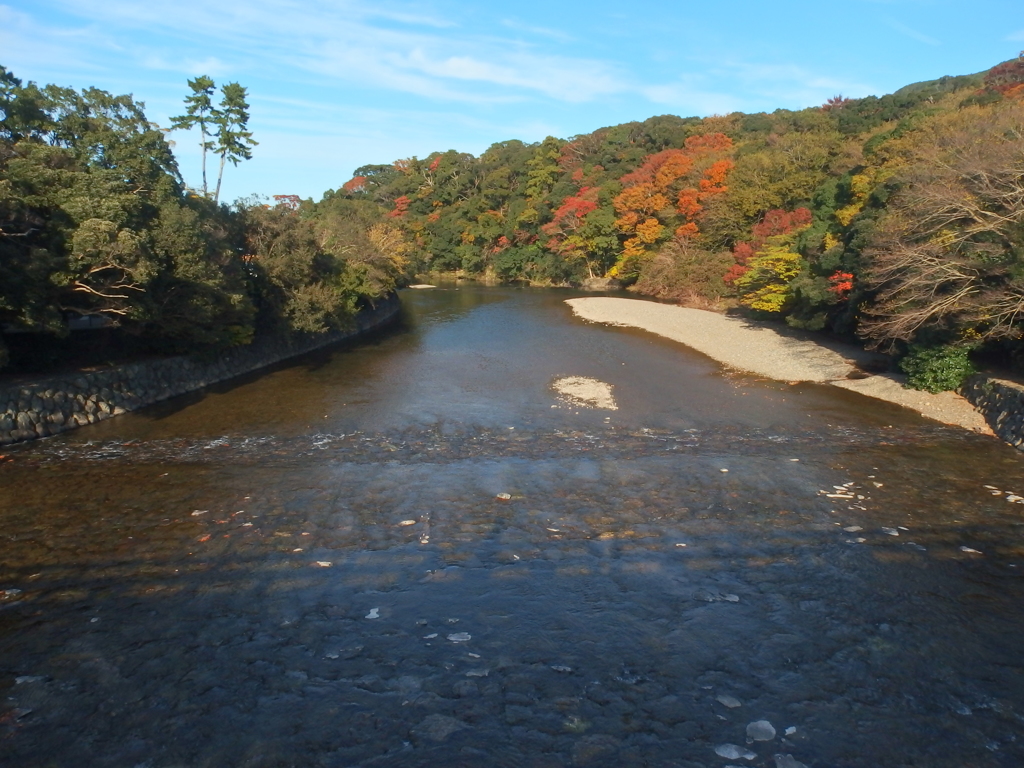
[2,286,1024,767]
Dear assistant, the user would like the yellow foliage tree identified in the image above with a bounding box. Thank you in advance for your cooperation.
[733,236,805,312]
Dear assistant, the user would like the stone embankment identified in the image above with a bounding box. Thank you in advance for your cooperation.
[960,376,1024,449]
[0,295,400,446]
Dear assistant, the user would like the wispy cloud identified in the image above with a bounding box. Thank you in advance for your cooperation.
[885,18,941,46]
[1008,29,1024,42]
[641,81,742,116]
[645,59,878,115]
[501,18,574,43]
[140,54,232,78]
[38,0,623,105]
[0,4,112,77]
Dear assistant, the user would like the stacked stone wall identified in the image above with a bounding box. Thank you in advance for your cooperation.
[960,375,1024,450]
[0,296,399,446]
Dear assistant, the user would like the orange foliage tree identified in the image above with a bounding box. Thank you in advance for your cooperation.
[610,133,734,276]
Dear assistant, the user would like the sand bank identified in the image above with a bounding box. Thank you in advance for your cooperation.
[566,297,992,435]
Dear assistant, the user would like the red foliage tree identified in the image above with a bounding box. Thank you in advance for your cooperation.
[273,194,301,211]
[341,175,367,194]
[985,57,1024,98]
[822,94,852,111]
[387,196,411,218]
[542,187,600,250]
[828,271,854,298]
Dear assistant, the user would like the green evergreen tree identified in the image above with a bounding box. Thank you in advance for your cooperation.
[212,82,257,203]
[169,75,217,196]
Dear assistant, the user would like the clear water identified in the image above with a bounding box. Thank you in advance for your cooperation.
[2,286,1023,767]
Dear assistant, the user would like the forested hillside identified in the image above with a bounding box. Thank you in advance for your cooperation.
[3,57,1024,390]
[0,67,405,372]
[329,56,1024,390]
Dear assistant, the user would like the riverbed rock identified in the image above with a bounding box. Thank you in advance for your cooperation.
[774,754,809,768]
[715,743,757,760]
[747,719,776,741]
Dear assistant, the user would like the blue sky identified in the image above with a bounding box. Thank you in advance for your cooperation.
[3,0,1022,203]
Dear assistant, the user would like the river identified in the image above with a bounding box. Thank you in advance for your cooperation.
[2,285,1023,767]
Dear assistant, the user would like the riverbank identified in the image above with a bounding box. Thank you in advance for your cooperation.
[0,295,401,446]
[567,297,994,435]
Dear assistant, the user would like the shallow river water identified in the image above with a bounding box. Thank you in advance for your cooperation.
[2,286,1024,768]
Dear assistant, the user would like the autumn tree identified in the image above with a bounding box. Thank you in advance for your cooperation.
[541,186,618,277]
[610,133,734,277]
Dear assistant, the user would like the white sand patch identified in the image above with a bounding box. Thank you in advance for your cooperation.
[567,297,854,382]
[407,284,436,289]
[553,376,618,410]
[567,297,992,435]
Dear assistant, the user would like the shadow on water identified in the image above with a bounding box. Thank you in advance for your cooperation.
[2,286,1024,767]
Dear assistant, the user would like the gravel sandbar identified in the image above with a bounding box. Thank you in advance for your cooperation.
[567,297,992,435]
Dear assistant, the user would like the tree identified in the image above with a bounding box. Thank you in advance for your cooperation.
[212,82,257,203]
[169,75,217,196]
[610,134,734,278]
[541,186,619,278]
[861,102,1024,347]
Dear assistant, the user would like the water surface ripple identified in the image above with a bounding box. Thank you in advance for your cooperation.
[2,287,1023,768]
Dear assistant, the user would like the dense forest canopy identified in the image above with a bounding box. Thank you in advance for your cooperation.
[0,66,406,371]
[327,56,1024,390]
[3,56,1024,390]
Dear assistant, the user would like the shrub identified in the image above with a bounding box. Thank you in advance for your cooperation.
[899,344,976,393]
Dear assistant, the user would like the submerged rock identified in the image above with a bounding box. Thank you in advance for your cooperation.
[747,719,776,741]
[715,743,757,760]
[774,754,809,768]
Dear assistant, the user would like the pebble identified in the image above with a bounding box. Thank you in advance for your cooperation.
[550,665,572,673]
[715,743,757,760]
[315,561,332,567]
[785,726,797,736]
[881,527,899,536]
[399,520,416,526]
[843,526,863,532]
[365,608,380,619]
[496,493,512,500]
[447,632,472,643]
[960,546,983,554]
[423,633,438,639]
[716,694,742,708]
[747,719,776,741]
